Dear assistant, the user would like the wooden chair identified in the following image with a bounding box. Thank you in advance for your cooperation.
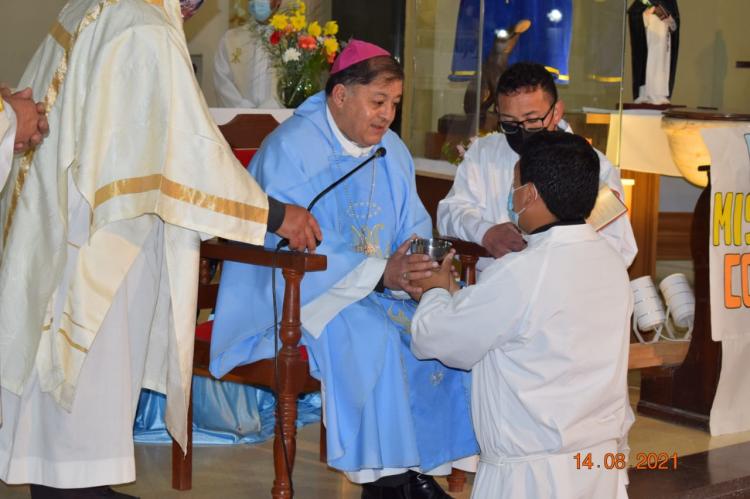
[170,114,328,498]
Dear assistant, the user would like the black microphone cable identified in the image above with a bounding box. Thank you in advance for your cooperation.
[276,146,387,250]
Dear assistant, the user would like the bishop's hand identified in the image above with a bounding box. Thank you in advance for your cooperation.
[383,236,438,294]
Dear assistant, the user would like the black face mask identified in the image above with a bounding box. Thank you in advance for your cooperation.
[506,128,544,155]
[505,125,564,155]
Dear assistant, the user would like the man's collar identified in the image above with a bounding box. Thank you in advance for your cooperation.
[529,218,586,235]
[325,105,375,158]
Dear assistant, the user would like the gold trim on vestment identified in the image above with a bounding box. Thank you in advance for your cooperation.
[50,22,73,52]
[3,152,34,244]
[42,321,53,332]
[94,174,269,224]
[63,311,95,334]
[0,98,4,113]
[57,328,89,353]
[3,0,123,244]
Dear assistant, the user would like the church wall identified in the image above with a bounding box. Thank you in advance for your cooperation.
[0,0,69,87]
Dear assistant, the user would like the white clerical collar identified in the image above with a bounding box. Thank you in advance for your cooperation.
[326,104,375,158]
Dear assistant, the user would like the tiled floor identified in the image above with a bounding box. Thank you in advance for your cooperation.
[3,260,748,498]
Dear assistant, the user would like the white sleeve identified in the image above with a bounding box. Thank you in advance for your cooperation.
[212,32,254,108]
[0,101,16,190]
[597,152,638,267]
[410,261,527,370]
[301,257,387,338]
[436,144,496,244]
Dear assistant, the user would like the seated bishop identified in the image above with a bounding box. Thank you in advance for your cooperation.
[210,40,479,498]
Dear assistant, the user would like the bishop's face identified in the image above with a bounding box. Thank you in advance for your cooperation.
[329,77,403,147]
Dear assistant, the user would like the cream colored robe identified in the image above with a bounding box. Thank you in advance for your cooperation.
[0,100,14,190]
[0,0,269,451]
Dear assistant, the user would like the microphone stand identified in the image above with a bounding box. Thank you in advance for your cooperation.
[276,146,387,250]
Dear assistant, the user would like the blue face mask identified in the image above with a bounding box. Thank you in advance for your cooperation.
[507,184,529,226]
[249,0,273,22]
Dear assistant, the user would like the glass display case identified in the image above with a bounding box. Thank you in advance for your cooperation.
[402,0,628,165]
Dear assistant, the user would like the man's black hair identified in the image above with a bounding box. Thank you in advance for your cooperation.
[325,55,404,95]
[496,62,558,103]
[518,131,600,221]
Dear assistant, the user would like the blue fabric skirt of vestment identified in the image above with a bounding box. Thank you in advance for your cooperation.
[133,378,321,445]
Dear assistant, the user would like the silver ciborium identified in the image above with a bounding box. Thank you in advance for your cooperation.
[409,238,453,262]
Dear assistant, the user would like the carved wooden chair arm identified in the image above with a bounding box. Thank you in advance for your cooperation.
[439,236,490,285]
[200,239,327,272]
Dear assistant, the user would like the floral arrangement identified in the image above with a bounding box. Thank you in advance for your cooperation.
[253,1,342,108]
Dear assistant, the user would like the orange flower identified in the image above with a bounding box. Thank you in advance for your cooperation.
[298,34,317,51]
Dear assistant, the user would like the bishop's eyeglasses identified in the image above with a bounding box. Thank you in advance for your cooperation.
[497,100,557,134]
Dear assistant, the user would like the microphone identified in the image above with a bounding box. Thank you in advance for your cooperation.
[277,146,387,250]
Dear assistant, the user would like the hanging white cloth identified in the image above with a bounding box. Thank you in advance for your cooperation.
[703,125,750,435]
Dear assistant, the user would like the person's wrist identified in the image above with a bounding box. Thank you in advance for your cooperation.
[266,196,286,233]
[476,220,495,246]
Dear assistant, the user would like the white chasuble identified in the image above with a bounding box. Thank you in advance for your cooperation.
[0,101,15,190]
[0,0,268,453]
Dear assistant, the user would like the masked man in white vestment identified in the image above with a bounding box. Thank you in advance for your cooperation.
[0,1,321,497]
[213,0,283,108]
[437,62,637,268]
[412,131,634,499]
[0,87,49,187]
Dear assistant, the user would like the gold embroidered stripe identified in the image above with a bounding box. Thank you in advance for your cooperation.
[57,328,89,353]
[3,0,123,245]
[94,174,268,224]
[50,22,73,52]
[3,152,34,244]
[42,320,53,332]
[63,311,95,334]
